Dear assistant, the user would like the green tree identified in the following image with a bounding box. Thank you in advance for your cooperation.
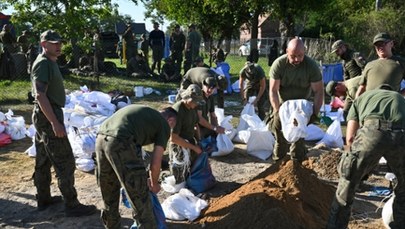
[3,0,134,67]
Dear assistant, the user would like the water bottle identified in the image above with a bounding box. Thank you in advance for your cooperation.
[120,188,131,208]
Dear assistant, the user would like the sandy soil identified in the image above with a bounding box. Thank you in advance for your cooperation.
[0,102,392,229]
[0,134,390,229]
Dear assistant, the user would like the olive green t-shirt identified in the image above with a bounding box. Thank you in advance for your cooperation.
[359,56,405,92]
[343,76,361,114]
[345,76,361,102]
[172,101,199,141]
[239,63,265,90]
[269,54,322,102]
[347,89,405,125]
[181,67,217,90]
[31,53,66,107]
[98,105,171,148]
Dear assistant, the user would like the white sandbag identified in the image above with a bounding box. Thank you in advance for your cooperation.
[236,130,250,143]
[247,150,272,161]
[382,195,394,229]
[238,114,275,160]
[246,129,274,152]
[76,158,95,172]
[161,175,186,194]
[5,115,26,140]
[162,188,208,221]
[215,108,234,131]
[83,91,111,108]
[68,112,87,128]
[236,96,256,132]
[317,109,344,149]
[279,99,313,143]
[225,128,237,141]
[305,124,325,141]
[211,134,234,157]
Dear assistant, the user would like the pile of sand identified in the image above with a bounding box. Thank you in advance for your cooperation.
[198,160,336,229]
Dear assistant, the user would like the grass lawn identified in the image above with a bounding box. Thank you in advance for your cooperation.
[0,54,270,106]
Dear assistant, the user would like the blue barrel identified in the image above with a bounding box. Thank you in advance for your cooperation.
[322,63,343,84]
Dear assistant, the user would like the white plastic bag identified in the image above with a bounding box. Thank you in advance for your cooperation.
[279,99,313,143]
[316,109,344,149]
[162,188,208,221]
[76,158,95,172]
[211,134,234,157]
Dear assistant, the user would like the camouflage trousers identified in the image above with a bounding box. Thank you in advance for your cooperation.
[269,110,307,161]
[326,121,405,229]
[95,134,156,229]
[32,104,79,208]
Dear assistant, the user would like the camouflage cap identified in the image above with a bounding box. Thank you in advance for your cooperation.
[180,84,205,105]
[331,40,345,53]
[40,30,63,43]
[325,80,338,96]
[373,32,392,44]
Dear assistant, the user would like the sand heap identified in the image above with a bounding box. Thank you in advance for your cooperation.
[198,160,336,229]
[310,150,342,181]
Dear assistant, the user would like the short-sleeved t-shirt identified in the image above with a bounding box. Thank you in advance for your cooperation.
[98,105,171,148]
[269,54,322,102]
[359,56,405,92]
[172,101,199,141]
[345,76,361,102]
[181,67,218,90]
[31,53,66,107]
[239,63,265,90]
[347,89,405,125]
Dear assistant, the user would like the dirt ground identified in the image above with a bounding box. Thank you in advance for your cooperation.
[0,110,391,229]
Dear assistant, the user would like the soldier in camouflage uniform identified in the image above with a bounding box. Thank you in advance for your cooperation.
[31,30,96,216]
[177,68,227,138]
[356,32,405,97]
[269,38,324,162]
[331,40,366,80]
[239,61,268,120]
[325,76,361,118]
[326,85,405,229]
[95,105,177,229]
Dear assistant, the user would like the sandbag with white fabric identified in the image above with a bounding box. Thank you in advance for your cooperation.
[161,188,208,221]
[279,99,313,143]
[305,124,325,141]
[316,109,344,149]
[212,134,234,157]
[235,96,256,131]
[215,107,236,140]
[241,114,275,160]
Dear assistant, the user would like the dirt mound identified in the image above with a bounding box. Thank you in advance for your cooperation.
[198,160,336,229]
[311,150,342,181]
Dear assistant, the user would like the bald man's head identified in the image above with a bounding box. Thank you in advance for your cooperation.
[286,38,305,66]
